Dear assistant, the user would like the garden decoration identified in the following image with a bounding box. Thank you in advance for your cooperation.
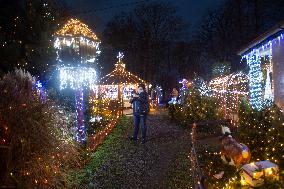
[220,126,251,168]
[168,87,179,104]
[240,160,279,187]
[54,18,101,143]
[98,52,148,109]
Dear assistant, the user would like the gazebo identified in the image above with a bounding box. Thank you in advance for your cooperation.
[99,52,148,108]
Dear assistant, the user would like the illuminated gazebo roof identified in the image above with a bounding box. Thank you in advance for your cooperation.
[55,18,100,42]
[100,52,146,85]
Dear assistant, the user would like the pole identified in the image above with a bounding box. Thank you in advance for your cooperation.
[75,87,86,143]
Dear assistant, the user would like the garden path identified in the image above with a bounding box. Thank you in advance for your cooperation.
[91,109,193,189]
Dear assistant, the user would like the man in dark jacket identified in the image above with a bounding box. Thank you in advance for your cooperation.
[130,84,149,144]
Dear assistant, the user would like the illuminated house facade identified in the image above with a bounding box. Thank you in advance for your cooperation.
[239,22,284,110]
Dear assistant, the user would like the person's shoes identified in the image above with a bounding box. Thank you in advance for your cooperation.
[141,139,146,144]
[129,136,137,141]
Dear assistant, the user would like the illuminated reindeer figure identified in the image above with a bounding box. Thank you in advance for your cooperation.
[220,126,251,168]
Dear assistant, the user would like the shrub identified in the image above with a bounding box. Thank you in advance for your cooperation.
[0,69,79,188]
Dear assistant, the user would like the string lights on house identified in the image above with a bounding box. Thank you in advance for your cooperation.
[241,33,284,110]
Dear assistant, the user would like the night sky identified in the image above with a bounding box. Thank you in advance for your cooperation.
[67,0,224,36]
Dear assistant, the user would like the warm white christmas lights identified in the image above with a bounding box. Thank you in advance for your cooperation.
[59,67,97,90]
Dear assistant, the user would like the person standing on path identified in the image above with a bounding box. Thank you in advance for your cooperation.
[130,84,149,144]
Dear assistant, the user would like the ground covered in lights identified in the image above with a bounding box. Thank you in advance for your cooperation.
[68,109,197,189]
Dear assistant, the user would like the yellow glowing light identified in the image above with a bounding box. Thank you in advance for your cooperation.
[55,18,99,41]
[240,177,247,186]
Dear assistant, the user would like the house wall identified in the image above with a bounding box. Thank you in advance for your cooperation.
[272,39,284,109]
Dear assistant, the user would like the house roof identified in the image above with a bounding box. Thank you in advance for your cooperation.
[99,62,146,85]
[238,20,284,55]
[55,18,100,42]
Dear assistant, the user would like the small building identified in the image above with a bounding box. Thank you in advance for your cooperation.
[54,18,100,90]
[54,18,100,142]
[54,18,101,66]
[239,21,284,110]
[99,52,148,108]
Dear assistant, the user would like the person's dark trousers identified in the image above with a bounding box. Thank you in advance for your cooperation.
[133,114,147,142]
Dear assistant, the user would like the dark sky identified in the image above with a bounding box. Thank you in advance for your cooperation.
[67,0,223,36]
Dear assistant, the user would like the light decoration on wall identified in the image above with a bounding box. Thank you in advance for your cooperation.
[264,50,273,105]
[264,71,273,105]
[209,72,248,119]
[245,50,263,110]
[58,67,97,90]
[241,33,284,110]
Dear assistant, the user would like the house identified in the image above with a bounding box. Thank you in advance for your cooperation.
[239,21,284,110]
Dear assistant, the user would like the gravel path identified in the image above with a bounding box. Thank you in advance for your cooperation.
[91,109,192,189]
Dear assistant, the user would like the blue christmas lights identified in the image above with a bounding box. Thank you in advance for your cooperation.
[247,50,263,110]
[242,32,284,110]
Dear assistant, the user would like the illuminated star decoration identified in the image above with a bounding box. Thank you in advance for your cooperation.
[117,52,124,62]
[35,80,46,102]
[35,80,43,88]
